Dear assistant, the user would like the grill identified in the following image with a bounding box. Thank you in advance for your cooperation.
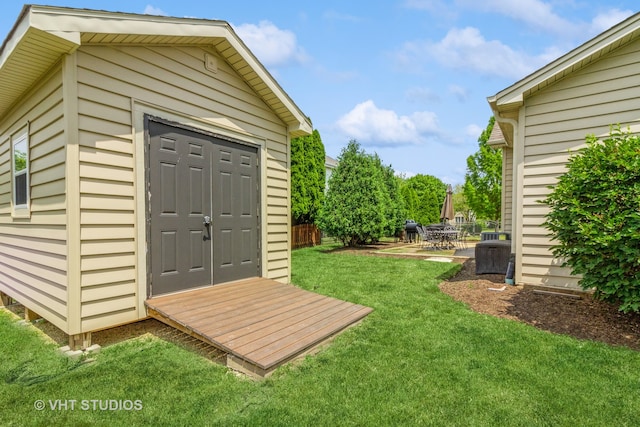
[405,220,418,243]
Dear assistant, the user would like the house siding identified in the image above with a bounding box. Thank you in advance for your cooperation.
[520,40,640,289]
[502,147,513,235]
[75,44,290,331]
[0,65,69,331]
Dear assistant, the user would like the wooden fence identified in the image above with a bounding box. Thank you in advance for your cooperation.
[291,224,322,249]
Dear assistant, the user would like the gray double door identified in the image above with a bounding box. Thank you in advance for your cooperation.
[147,118,260,297]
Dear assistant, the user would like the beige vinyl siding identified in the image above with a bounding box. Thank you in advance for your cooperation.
[502,147,513,235]
[76,48,137,331]
[520,39,640,289]
[75,44,291,329]
[0,66,68,330]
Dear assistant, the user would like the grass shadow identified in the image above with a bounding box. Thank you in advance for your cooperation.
[2,303,227,367]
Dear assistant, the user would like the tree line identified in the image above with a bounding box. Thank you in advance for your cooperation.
[291,117,502,247]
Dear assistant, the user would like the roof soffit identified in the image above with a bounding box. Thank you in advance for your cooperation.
[0,6,312,136]
[0,25,80,117]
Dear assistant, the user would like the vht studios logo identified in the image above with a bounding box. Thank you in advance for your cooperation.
[34,399,143,411]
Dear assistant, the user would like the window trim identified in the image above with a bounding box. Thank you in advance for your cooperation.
[11,124,30,218]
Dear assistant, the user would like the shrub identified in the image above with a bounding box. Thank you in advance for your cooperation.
[401,174,446,225]
[318,140,397,246]
[542,126,640,312]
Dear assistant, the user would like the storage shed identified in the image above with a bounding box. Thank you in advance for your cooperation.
[0,5,313,348]
[487,11,640,291]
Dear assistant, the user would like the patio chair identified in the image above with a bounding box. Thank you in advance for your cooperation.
[417,225,428,248]
[422,227,443,250]
[441,225,459,249]
[456,229,468,250]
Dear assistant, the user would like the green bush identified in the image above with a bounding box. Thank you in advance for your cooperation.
[542,126,640,312]
[318,140,402,246]
[400,174,446,225]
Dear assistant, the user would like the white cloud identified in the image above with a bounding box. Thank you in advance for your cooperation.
[464,0,577,36]
[406,0,574,36]
[143,5,167,16]
[475,1,635,40]
[468,1,633,40]
[590,9,635,33]
[398,26,559,80]
[335,100,439,146]
[410,0,634,40]
[233,21,309,68]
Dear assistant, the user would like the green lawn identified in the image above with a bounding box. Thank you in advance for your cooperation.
[2,244,640,426]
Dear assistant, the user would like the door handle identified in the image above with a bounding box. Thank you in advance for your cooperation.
[203,216,212,241]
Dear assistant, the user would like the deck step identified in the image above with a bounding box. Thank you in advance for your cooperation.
[145,278,372,377]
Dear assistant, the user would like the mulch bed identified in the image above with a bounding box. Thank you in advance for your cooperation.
[441,258,640,351]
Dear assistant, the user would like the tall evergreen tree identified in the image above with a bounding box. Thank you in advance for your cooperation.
[291,129,326,224]
[400,184,419,222]
[402,174,446,225]
[318,140,389,246]
[373,154,406,238]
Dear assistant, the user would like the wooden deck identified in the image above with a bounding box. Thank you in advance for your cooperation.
[145,277,373,377]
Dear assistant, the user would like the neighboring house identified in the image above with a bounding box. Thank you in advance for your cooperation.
[324,155,337,190]
[0,6,311,346]
[487,11,640,290]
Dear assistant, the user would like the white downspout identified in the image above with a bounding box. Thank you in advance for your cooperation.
[493,115,523,285]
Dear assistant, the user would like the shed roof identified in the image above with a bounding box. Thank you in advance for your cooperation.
[488,11,640,116]
[0,5,312,136]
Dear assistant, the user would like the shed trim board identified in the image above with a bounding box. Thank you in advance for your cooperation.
[63,51,81,335]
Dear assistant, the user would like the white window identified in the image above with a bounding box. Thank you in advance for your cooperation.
[12,129,29,210]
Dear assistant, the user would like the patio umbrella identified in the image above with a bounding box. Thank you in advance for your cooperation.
[440,184,454,223]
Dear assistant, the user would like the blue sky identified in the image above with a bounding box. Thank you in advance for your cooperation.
[1,1,637,185]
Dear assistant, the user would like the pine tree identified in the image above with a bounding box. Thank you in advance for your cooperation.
[291,129,326,224]
[318,140,389,246]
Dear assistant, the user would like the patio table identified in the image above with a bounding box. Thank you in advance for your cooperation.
[439,230,459,249]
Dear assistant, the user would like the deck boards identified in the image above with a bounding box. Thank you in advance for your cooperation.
[145,277,372,377]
